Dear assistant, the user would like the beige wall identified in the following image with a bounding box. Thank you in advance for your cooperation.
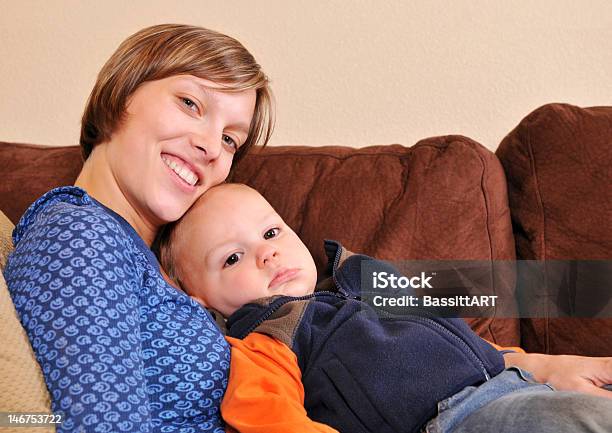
[1,0,611,151]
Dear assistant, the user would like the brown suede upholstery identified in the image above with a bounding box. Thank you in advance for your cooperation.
[0,143,83,225]
[497,103,612,356]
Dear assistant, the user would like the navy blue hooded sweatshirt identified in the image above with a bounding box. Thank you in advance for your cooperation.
[226,241,505,433]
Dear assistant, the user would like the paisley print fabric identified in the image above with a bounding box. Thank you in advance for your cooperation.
[4,187,229,433]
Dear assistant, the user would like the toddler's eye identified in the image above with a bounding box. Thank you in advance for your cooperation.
[181,97,198,111]
[222,135,238,151]
[224,252,243,268]
[264,228,280,240]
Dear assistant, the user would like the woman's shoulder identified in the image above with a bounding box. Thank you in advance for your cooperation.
[14,186,111,241]
[11,186,141,261]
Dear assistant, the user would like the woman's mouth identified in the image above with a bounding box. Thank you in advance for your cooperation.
[269,268,300,289]
[162,154,199,186]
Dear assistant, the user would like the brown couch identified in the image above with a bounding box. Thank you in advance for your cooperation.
[0,103,610,382]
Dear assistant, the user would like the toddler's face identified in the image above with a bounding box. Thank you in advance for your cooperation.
[174,184,318,317]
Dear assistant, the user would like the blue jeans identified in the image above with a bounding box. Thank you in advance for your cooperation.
[424,367,612,433]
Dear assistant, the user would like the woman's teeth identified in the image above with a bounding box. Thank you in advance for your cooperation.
[162,156,199,186]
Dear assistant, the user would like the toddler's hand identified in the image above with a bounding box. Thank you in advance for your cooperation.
[504,352,612,399]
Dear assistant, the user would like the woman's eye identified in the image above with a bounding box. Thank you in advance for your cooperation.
[263,228,280,240]
[181,97,198,112]
[222,134,238,150]
[224,252,243,268]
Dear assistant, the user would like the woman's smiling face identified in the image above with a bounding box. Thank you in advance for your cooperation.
[101,74,256,231]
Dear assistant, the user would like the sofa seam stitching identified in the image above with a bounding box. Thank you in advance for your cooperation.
[526,127,550,353]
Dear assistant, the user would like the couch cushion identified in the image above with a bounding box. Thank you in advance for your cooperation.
[231,136,519,346]
[497,103,612,355]
[0,210,53,421]
[0,142,83,225]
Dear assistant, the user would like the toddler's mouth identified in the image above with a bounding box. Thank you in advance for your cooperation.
[269,268,299,289]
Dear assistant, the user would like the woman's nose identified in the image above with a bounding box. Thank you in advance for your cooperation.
[256,244,279,268]
[191,129,222,162]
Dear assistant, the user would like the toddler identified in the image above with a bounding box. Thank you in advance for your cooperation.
[158,183,612,433]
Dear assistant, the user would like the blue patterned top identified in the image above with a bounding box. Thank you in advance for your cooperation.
[4,187,230,433]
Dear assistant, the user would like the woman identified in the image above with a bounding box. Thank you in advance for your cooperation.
[4,23,610,433]
[5,24,273,432]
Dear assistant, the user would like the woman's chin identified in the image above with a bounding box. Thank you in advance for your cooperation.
[154,200,193,224]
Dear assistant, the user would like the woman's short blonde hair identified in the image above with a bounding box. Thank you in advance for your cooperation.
[80,24,274,161]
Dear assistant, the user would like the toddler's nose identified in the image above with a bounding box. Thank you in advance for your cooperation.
[256,244,279,268]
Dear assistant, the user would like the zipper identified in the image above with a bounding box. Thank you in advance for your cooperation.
[237,291,345,339]
[330,244,360,300]
[377,307,491,381]
[409,316,491,381]
[331,244,344,294]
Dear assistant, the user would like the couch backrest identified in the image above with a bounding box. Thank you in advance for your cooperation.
[496,103,612,356]
[497,103,612,260]
[0,143,83,225]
